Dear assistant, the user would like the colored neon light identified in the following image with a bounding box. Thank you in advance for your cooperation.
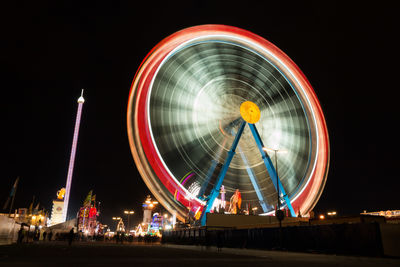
[62,90,85,222]
[174,172,195,200]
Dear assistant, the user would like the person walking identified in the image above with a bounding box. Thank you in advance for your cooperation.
[39,228,44,241]
[33,228,39,242]
[48,230,53,241]
[217,231,223,252]
[23,227,28,243]
[68,228,74,246]
[115,232,120,243]
[17,225,24,244]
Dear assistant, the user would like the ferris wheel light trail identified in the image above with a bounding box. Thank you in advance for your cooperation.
[127,25,329,222]
[62,89,85,222]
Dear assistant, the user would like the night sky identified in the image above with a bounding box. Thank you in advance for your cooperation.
[2,1,398,228]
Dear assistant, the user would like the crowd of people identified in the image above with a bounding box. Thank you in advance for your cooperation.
[16,224,160,245]
[17,224,54,243]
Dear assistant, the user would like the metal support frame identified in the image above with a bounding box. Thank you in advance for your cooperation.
[199,120,295,226]
[237,145,269,213]
[200,121,246,226]
[230,128,268,213]
[248,124,296,217]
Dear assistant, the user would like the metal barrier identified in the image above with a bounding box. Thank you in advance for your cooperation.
[162,223,386,256]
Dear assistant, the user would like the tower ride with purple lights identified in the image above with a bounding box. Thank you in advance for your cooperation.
[62,90,85,222]
[127,25,329,225]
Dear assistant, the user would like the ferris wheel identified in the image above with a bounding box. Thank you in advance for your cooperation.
[127,25,329,224]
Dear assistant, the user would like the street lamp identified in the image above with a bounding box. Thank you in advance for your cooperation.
[149,201,158,208]
[263,146,287,249]
[262,147,287,211]
[124,210,134,234]
[327,211,337,216]
[112,217,121,232]
[149,200,158,210]
[251,207,258,215]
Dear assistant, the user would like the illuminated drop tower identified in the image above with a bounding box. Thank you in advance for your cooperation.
[62,89,85,222]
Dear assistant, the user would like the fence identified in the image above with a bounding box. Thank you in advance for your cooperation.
[162,222,390,256]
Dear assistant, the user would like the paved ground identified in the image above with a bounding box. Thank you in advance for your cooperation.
[0,241,399,267]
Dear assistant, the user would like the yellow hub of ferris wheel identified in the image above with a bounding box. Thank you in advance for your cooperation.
[240,101,261,124]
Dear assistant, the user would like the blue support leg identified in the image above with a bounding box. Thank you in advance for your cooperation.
[248,123,296,217]
[237,145,269,213]
[229,127,268,213]
[200,121,247,226]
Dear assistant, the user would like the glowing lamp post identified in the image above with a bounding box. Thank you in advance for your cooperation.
[143,196,158,225]
[327,211,337,217]
[149,201,158,209]
[262,147,287,212]
[112,217,123,232]
[124,210,134,233]
[263,146,287,249]
[252,207,258,215]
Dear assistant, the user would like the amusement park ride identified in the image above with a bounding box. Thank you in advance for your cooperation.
[198,101,297,225]
[127,25,329,226]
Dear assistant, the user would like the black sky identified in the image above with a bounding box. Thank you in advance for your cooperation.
[2,1,399,228]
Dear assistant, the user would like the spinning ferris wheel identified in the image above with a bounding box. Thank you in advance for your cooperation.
[127,25,329,224]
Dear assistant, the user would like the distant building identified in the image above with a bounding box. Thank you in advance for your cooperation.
[77,190,99,235]
[142,195,157,224]
[49,188,66,226]
[2,207,48,227]
[361,210,400,223]
[133,195,159,237]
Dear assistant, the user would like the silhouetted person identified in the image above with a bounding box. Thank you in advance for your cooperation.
[34,228,39,241]
[17,226,24,244]
[39,228,44,241]
[309,210,315,219]
[23,228,28,243]
[43,231,47,241]
[297,209,302,218]
[217,231,223,252]
[48,230,53,241]
[68,228,74,246]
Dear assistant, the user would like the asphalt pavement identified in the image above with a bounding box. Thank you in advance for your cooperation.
[0,241,399,267]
